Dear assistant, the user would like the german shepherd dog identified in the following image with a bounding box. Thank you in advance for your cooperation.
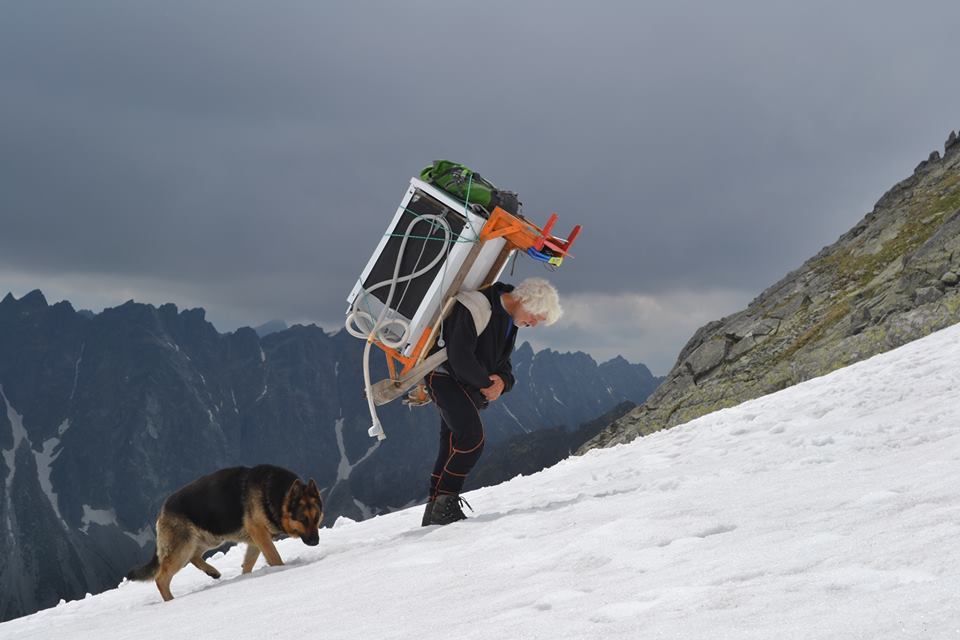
[126,465,323,601]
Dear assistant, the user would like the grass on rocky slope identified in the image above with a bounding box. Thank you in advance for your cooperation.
[770,167,960,366]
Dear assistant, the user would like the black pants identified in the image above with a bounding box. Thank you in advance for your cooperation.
[426,372,486,498]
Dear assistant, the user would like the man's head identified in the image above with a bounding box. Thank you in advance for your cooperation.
[507,278,563,328]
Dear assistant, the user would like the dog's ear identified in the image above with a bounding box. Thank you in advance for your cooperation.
[306,478,320,498]
[288,478,304,502]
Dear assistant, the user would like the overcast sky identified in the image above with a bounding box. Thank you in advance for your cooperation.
[2,1,959,374]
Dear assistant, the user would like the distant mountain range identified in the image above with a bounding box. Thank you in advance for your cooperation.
[0,291,661,621]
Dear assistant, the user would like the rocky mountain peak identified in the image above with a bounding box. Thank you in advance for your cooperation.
[944,130,959,155]
[0,289,49,313]
[513,341,535,358]
[254,319,289,337]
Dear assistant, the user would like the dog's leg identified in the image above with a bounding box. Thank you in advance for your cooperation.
[190,553,222,579]
[155,545,193,602]
[245,523,284,567]
[241,544,261,574]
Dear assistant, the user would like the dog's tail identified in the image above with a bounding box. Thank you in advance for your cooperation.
[126,551,160,581]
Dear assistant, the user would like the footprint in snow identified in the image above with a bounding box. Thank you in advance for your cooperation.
[530,589,590,611]
[656,524,737,547]
[590,599,659,623]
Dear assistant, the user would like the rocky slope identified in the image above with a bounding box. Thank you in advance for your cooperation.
[583,129,960,449]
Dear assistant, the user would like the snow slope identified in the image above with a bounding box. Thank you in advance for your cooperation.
[4,324,960,639]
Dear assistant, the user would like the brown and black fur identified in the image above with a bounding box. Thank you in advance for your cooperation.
[126,464,323,601]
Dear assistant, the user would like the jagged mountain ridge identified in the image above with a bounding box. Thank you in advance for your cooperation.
[583,129,960,451]
[0,291,661,620]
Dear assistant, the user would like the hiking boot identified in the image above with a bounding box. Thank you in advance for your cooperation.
[420,500,435,527]
[427,494,471,526]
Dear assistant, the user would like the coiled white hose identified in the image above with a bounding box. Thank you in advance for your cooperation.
[345,214,452,439]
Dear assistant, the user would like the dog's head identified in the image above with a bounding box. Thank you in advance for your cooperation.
[282,478,323,546]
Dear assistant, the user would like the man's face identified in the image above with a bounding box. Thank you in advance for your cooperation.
[514,303,547,328]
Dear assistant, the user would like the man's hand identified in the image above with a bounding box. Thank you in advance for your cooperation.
[481,374,505,402]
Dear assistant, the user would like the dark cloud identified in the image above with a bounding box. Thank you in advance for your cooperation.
[2,1,959,372]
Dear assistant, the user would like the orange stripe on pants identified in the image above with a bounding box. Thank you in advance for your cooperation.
[427,372,486,498]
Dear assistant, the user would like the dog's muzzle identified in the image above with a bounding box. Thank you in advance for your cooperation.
[301,532,320,546]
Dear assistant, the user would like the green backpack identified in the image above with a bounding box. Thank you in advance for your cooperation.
[420,160,520,215]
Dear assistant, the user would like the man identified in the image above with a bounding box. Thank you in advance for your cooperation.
[422,277,563,526]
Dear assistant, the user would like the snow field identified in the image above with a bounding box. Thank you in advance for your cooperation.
[4,324,960,639]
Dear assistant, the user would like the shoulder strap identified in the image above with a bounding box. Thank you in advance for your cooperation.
[453,290,492,335]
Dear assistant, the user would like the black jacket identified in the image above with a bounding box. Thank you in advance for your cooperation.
[433,282,518,404]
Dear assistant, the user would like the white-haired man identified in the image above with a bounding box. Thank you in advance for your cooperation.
[422,277,563,526]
